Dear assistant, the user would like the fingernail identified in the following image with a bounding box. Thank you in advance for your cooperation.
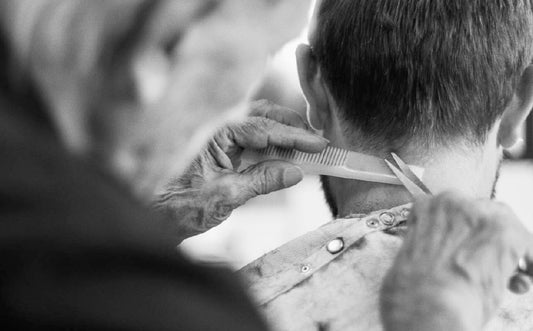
[505,137,525,151]
[514,138,525,149]
[316,135,330,144]
[510,276,530,294]
[283,167,304,187]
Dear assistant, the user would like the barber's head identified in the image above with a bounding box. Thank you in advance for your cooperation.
[1,0,311,197]
[298,0,533,205]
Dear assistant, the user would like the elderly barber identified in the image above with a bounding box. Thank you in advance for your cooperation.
[0,0,316,329]
[0,0,532,330]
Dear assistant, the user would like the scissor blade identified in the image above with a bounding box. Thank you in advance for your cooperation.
[391,153,432,195]
[385,160,428,197]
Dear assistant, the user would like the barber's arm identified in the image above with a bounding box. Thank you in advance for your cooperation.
[155,100,328,243]
[380,193,533,331]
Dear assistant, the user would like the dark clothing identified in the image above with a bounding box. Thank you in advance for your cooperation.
[0,101,268,330]
[0,32,56,137]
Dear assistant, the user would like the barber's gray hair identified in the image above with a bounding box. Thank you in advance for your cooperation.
[0,0,314,197]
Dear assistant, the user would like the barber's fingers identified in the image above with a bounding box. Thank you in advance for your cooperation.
[159,160,302,233]
[249,99,310,130]
[406,193,473,260]
[239,160,304,197]
[509,273,533,294]
[489,203,533,280]
[205,160,303,206]
[200,161,303,223]
[504,238,533,294]
[509,241,533,294]
[410,193,533,285]
[468,200,533,295]
[222,117,328,153]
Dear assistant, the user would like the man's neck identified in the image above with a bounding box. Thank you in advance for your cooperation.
[326,140,501,218]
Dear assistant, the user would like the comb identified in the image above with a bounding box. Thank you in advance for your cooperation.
[239,146,424,186]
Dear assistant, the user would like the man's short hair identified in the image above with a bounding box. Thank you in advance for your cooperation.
[312,0,533,148]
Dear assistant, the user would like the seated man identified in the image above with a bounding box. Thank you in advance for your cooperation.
[239,0,533,329]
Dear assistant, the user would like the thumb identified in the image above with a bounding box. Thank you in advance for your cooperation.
[241,160,304,197]
[201,161,303,222]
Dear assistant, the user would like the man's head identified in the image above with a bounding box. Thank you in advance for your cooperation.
[298,0,533,215]
[0,0,312,198]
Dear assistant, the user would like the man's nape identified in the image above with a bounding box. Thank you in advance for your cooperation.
[298,0,533,216]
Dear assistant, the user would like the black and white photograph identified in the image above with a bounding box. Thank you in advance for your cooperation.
[1,0,533,330]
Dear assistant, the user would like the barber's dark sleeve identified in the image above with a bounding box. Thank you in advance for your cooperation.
[0,247,269,331]
[0,110,269,331]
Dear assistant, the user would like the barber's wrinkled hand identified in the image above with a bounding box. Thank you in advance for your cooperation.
[380,193,533,331]
[155,100,328,242]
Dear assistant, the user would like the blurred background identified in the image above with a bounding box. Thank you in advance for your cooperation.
[181,37,533,270]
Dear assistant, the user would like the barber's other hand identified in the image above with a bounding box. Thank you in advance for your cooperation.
[156,100,328,243]
[380,193,533,331]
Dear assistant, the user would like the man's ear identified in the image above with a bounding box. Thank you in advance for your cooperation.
[498,65,533,149]
[296,44,331,131]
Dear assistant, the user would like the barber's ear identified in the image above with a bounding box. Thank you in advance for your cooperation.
[132,48,174,106]
[129,0,195,107]
[499,65,533,149]
[296,44,331,131]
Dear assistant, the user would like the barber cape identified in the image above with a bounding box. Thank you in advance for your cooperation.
[239,204,533,331]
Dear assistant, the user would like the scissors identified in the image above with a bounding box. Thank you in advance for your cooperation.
[386,153,532,276]
[384,153,432,197]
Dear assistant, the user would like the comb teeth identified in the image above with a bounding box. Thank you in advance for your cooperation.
[259,146,348,167]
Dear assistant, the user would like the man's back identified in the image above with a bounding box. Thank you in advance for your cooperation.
[267,1,533,327]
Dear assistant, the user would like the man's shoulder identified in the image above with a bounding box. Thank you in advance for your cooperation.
[239,205,409,330]
[239,203,533,331]
[240,204,410,281]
